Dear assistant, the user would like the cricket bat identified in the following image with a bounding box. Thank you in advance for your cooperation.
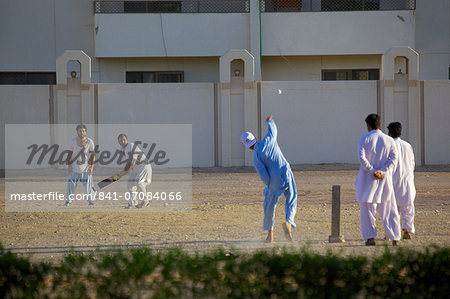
[92,173,121,192]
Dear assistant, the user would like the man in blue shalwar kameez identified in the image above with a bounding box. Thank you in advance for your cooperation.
[241,115,298,243]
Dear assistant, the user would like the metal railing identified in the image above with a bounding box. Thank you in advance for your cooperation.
[93,0,415,14]
[265,0,416,12]
[94,0,250,13]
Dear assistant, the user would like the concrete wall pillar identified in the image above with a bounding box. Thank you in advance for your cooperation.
[54,50,95,168]
[381,47,421,164]
[249,0,262,81]
[55,50,93,124]
[219,50,257,166]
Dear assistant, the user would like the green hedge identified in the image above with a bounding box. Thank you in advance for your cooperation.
[1,244,449,298]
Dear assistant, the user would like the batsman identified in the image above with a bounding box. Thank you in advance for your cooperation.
[117,133,153,208]
[241,115,298,243]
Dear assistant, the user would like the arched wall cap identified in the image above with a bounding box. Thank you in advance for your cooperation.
[381,47,419,81]
[220,49,255,83]
[56,50,91,85]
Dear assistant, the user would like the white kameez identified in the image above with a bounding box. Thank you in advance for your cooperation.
[392,137,416,233]
[355,129,401,241]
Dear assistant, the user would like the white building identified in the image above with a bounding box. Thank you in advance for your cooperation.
[1,1,449,168]
[0,0,448,84]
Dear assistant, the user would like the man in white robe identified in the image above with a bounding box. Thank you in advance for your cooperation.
[355,114,401,246]
[388,122,416,240]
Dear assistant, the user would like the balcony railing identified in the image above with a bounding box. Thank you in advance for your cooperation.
[94,0,250,13]
[267,0,416,12]
[93,0,415,14]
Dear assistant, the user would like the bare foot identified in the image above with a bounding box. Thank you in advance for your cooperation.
[282,222,293,242]
[265,230,273,243]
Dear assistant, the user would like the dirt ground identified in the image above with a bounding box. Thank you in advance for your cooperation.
[1,164,449,262]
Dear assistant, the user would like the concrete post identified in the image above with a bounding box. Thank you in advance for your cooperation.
[329,185,345,243]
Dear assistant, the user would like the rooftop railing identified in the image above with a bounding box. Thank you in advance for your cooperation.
[273,0,417,12]
[93,0,415,14]
[94,0,250,13]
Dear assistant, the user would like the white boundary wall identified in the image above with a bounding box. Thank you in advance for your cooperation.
[260,81,377,164]
[0,86,50,169]
[423,81,450,164]
[1,81,450,168]
[97,83,215,167]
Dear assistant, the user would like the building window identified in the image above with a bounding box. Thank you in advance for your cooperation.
[322,69,379,81]
[126,71,184,83]
[0,72,56,85]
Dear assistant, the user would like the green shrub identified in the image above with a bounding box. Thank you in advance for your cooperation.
[366,246,450,299]
[0,244,52,298]
[1,243,449,298]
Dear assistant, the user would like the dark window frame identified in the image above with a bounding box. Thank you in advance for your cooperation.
[0,72,56,85]
[321,69,379,81]
[126,71,184,83]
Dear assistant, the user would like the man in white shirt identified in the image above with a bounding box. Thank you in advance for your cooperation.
[118,134,152,208]
[355,114,401,246]
[388,122,416,240]
[65,124,95,206]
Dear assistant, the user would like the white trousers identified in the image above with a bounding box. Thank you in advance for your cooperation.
[398,205,415,233]
[262,172,297,231]
[127,164,152,207]
[66,172,93,203]
[359,200,401,241]
[127,180,150,207]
